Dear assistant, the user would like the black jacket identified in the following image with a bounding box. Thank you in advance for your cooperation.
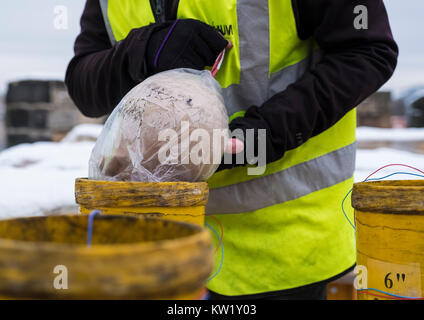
[65,0,398,163]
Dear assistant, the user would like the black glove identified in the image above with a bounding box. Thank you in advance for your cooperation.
[145,19,228,75]
[217,106,279,172]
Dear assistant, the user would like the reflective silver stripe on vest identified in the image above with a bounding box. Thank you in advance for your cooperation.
[223,54,319,115]
[206,142,356,215]
[99,0,117,45]
[221,0,269,115]
[221,0,320,115]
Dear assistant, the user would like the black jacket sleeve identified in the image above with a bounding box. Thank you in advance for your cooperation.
[230,0,398,165]
[65,0,161,117]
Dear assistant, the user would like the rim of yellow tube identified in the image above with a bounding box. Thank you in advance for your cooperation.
[352,180,424,214]
[0,214,211,254]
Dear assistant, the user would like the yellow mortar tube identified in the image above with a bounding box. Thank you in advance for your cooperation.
[0,214,213,299]
[75,178,209,226]
[352,180,424,300]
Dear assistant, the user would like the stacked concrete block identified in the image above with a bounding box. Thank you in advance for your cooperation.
[356,91,392,128]
[0,98,6,150]
[5,80,105,147]
[408,96,424,128]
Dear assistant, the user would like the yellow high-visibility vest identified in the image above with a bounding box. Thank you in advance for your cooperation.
[100,0,356,296]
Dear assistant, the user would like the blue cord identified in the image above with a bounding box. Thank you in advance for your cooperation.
[342,172,424,231]
[205,222,224,282]
[341,188,355,231]
[356,287,423,300]
[86,210,101,247]
[366,172,424,182]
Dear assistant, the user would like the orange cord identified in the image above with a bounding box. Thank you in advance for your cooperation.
[208,215,223,254]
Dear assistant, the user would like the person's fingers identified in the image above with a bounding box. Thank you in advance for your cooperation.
[216,31,232,50]
[225,138,244,154]
[191,37,217,66]
[197,22,229,55]
[171,52,205,71]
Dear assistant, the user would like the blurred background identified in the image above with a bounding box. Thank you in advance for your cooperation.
[0,1,423,220]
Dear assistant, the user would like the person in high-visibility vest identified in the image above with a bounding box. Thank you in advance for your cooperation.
[66,0,398,299]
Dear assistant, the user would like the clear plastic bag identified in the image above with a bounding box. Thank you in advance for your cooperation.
[88,68,229,182]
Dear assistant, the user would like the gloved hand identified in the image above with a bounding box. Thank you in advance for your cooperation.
[145,19,229,75]
[218,106,276,172]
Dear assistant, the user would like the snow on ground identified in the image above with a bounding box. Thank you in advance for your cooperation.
[357,127,424,141]
[355,127,424,181]
[0,125,102,219]
[61,124,104,143]
[355,148,424,182]
[0,125,423,219]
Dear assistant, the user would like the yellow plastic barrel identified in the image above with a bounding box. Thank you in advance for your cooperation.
[352,180,424,300]
[75,178,209,226]
[0,214,213,299]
